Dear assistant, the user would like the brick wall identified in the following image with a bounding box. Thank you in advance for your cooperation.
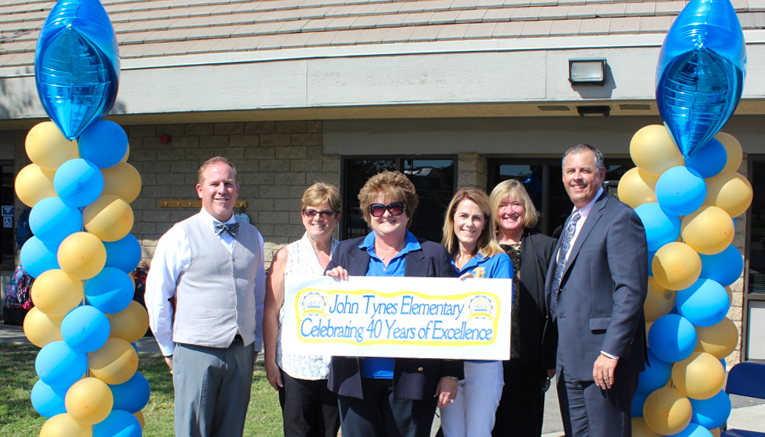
[124,120,339,264]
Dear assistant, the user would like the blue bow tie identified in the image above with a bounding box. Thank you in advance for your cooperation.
[214,221,239,238]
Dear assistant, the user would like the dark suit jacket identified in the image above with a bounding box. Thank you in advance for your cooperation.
[544,192,648,381]
[325,236,462,400]
[511,230,557,363]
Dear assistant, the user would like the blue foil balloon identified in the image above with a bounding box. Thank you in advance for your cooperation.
[685,138,727,178]
[35,0,120,140]
[656,0,746,159]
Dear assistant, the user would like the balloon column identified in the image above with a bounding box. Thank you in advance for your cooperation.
[620,1,750,436]
[16,1,148,435]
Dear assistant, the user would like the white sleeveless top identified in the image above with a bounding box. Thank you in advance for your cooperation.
[276,233,338,380]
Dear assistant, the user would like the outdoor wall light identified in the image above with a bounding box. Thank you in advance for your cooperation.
[576,105,611,117]
[569,58,607,85]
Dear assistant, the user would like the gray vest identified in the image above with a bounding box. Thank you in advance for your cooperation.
[172,213,262,348]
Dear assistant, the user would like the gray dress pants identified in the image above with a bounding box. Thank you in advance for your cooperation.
[173,338,255,437]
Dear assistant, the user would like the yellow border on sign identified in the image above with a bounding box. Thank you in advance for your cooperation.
[293,287,503,347]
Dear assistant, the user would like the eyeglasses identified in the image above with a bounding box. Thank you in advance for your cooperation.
[369,202,405,217]
[303,209,335,219]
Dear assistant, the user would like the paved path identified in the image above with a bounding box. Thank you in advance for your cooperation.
[4,322,764,436]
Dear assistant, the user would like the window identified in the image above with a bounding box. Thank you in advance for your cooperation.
[488,159,633,236]
[341,157,456,243]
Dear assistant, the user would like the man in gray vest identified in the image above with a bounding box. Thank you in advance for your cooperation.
[146,156,266,437]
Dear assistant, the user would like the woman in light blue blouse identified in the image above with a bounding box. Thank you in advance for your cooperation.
[439,187,512,437]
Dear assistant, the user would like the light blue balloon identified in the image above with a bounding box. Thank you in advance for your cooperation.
[685,138,727,179]
[93,409,142,437]
[35,341,87,388]
[35,0,120,140]
[631,391,648,417]
[656,0,746,159]
[29,197,82,247]
[110,372,150,413]
[84,266,134,314]
[635,203,681,252]
[676,278,729,327]
[104,234,142,273]
[668,422,714,437]
[655,166,706,216]
[690,390,731,429]
[647,314,697,363]
[699,244,743,287]
[54,158,104,207]
[78,120,129,169]
[31,379,68,418]
[637,349,672,393]
[19,236,60,278]
[61,305,110,353]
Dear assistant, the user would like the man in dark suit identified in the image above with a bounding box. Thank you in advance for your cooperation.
[545,144,648,437]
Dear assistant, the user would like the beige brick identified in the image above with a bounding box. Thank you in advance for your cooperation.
[275,199,300,211]
[289,211,303,225]
[304,172,338,185]
[229,135,260,147]
[323,159,340,172]
[260,159,290,172]
[245,147,276,159]
[245,121,275,134]
[157,149,186,161]
[185,147,217,160]
[213,148,244,159]
[170,185,195,197]
[246,198,274,212]
[131,149,158,162]
[158,124,185,136]
[290,159,312,172]
[306,121,322,133]
[274,224,306,237]
[130,125,156,137]
[185,124,214,135]
[169,136,200,150]
[261,134,292,146]
[143,161,173,174]
[291,133,323,146]
[171,160,199,174]
[201,136,230,149]
[275,146,307,159]
[306,146,324,160]
[259,211,291,224]
[275,120,307,133]
[214,122,244,135]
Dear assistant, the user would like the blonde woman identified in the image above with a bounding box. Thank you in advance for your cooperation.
[439,187,512,437]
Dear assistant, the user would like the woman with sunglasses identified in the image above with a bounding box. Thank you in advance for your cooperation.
[439,188,512,437]
[264,182,342,437]
[325,170,462,437]
[489,179,557,437]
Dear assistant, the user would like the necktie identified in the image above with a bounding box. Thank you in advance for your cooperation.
[549,210,581,320]
[214,221,239,238]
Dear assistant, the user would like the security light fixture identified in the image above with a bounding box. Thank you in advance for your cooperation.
[569,58,607,85]
[576,105,611,117]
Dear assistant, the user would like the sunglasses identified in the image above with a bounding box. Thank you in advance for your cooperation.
[303,209,335,219]
[369,202,406,217]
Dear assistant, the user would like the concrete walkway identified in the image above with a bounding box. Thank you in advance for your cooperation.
[3,322,764,436]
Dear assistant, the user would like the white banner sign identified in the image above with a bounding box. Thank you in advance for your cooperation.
[282,276,512,360]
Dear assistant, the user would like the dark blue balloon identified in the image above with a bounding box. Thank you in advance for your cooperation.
[35,0,120,140]
[690,390,731,429]
[104,234,142,273]
[78,120,129,169]
[635,203,681,253]
[93,409,142,437]
[110,372,150,413]
[631,391,648,417]
[656,0,746,159]
[31,379,68,418]
[19,236,60,278]
[637,349,672,393]
[699,244,743,287]
[685,138,727,178]
[648,314,697,363]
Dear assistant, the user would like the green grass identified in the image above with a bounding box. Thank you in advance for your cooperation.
[0,344,283,436]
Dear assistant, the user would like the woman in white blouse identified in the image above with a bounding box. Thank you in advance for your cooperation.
[264,182,342,437]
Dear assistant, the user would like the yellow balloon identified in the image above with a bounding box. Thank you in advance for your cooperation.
[101,163,141,203]
[64,377,113,425]
[120,145,130,164]
[681,206,735,255]
[725,286,733,302]
[652,242,701,290]
[107,301,149,343]
[39,413,91,437]
[31,269,84,317]
[715,132,743,172]
[644,277,676,322]
[643,387,692,435]
[710,427,721,437]
[695,317,738,359]
[15,164,57,207]
[23,307,64,347]
[630,125,685,176]
[704,170,753,218]
[632,417,662,437]
[83,195,134,242]
[25,121,79,171]
[57,232,107,280]
[134,410,145,428]
[618,168,658,209]
[672,352,725,400]
[88,338,139,385]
